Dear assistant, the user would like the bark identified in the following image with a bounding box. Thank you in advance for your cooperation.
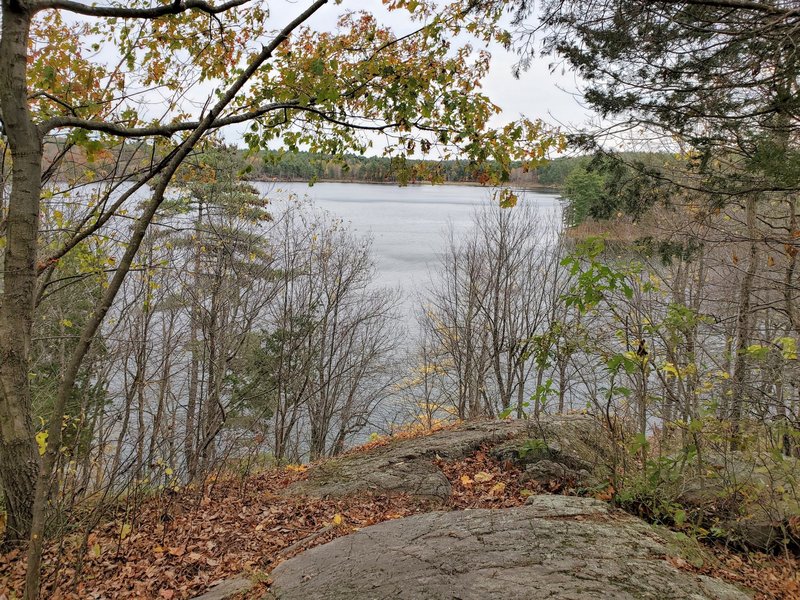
[730,195,758,450]
[184,199,206,480]
[148,313,175,467]
[0,1,43,545]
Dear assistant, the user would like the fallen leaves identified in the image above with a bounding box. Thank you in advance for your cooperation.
[350,420,459,455]
[489,482,506,496]
[594,484,615,502]
[439,445,529,510]
[473,471,494,483]
[0,465,429,599]
[668,547,800,600]
[1,436,797,600]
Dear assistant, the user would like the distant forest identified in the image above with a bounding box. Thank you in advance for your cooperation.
[245,150,579,187]
[42,141,587,188]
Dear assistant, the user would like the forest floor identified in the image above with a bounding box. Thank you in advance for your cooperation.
[1,426,799,599]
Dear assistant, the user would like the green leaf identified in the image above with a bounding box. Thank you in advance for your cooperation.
[310,59,325,76]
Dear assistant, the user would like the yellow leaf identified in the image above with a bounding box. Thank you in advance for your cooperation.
[332,513,344,527]
[119,522,132,540]
[35,431,48,456]
[460,474,473,486]
[165,467,173,476]
[489,482,506,496]
[473,471,494,483]
[91,543,102,557]
[662,362,679,378]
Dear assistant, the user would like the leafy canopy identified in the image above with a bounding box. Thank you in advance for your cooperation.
[33,0,563,186]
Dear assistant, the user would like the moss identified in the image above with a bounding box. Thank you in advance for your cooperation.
[652,524,712,569]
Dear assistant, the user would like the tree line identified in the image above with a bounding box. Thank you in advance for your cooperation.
[248,150,565,186]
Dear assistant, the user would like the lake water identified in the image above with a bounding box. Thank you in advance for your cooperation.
[253,182,563,306]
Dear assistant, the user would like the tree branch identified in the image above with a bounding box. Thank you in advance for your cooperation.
[657,0,799,16]
[40,101,302,137]
[41,101,407,137]
[30,0,251,18]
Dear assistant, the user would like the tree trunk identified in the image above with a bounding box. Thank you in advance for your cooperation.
[0,2,42,545]
[730,195,758,450]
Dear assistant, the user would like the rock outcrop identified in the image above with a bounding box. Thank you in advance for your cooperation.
[287,415,612,500]
[265,495,750,599]
[676,451,799,550]
[490,414,613,487]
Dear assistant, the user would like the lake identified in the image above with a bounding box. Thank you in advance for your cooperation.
[253,182,564,310]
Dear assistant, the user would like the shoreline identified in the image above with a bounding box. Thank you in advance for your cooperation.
[246,177,561,192]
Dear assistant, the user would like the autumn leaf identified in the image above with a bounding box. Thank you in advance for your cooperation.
[460,474,473,486]
[489,482,506,496]
[473,471,494,483]
[497,188,518,209]
[35,431,48,456]
[594,485,615,502]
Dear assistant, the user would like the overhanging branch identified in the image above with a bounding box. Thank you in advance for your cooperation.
[30,0,252,18]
